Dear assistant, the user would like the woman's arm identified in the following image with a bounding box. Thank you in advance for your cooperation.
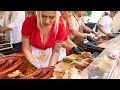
[71,29,86,39]
[83,25,98,36]
[48,43,61,66]
[61,37,78,50]
[22,36,34,64]
[66,37,77,48]
[62,41,73,50]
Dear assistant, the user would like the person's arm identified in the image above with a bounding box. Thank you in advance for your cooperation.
[98,24,114,36]
[71,29,87,39]
[98,25,108,35]
[22,36,34,64]
[66,37,77,48]
[48,42,61,66]
[61,41,74,50]
[0,26,12,31]
[83,25,98,36]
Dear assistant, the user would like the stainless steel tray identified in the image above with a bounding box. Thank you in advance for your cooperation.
[0,41,13,51]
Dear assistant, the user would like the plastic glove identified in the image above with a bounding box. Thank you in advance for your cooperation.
[87,35,96,42]
[70,47,82,54]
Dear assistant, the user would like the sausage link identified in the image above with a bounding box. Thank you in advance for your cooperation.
[22,68,52,79]
[0,53,23,60]
[0,58,17,71]
[32,69,43,77]
[0,60,9,71]
[0,59,7,67]
[32,68,51,77]
[9,53,24,58]
[0,58,23,78]
[41,70,54,79]
[36,70,48,79]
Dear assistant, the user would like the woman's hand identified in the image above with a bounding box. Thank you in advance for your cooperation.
[106,33,115,37]
[92,31,99,37]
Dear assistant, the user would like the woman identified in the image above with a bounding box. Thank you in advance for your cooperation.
[57,11,83,62]
[22,11,65,69]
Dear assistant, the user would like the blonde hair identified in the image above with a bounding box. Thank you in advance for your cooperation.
[36,11,60,34]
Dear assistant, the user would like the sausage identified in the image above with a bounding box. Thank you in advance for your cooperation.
[36,70,49,79]
[21,69,42,79]
[32,69,43,77]
[0,58,23,78]
[36,71,46,78]
[9,53,24,58]
[35,67,53,78]
[0,56,16,61]
[22,68,52,79]
[0,60,9,71]
[0,58,17,71]
[0,53,23,60]
[41,70,54,79]
[0,59,7,67]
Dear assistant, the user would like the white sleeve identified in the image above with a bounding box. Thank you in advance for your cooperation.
[7,11,25,29]
[68,16,77,31]
[98,17,106,26]
[81,20,85,26]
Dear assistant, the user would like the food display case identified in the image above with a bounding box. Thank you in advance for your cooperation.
[79,36,120,79]
[81,54,118,79]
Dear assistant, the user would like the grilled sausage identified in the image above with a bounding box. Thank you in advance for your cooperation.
[0,59,7,67]
[0,58,18,71]
[0,53,23,61]
[41,70,54,79]
[32,69,43,77]
[0,58,23,78]
[9,53,24,58]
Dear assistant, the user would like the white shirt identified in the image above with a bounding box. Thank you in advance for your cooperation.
[68,13,85,40]
[0,11,25,44]
[98,16,112,36]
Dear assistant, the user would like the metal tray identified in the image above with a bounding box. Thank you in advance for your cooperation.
[0,43,13,51]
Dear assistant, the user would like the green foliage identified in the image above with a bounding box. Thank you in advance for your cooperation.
[84,11,92,16]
